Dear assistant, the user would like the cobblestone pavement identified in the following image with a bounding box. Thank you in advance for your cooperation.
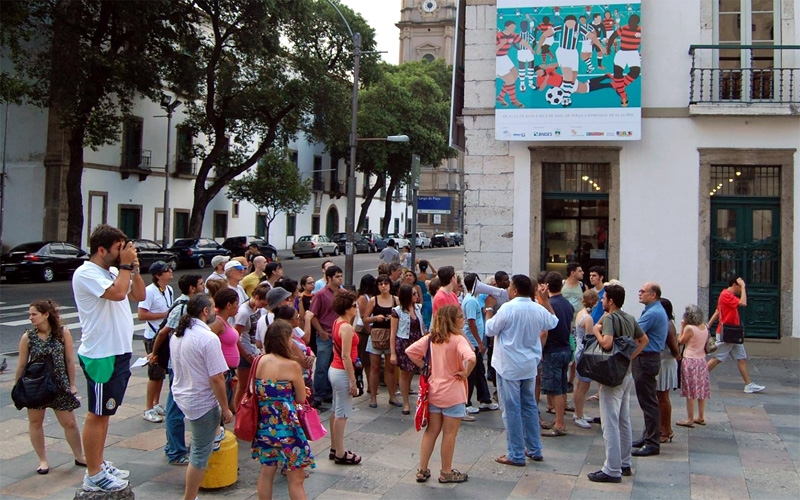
[1,347,798,499]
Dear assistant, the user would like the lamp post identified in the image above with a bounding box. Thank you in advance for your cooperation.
[158,95,181,249]
[410,154,420,272]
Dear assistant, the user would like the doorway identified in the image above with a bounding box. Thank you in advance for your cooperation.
[325,206,339,237]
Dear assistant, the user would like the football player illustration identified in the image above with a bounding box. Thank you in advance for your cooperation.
[517,17,537,92]
[606,13,641,107]
[602,11,618,55]
[591,13,606,70]
[537,14,605,106]
[578,15,596,73]
[534,63,613,106]
[534,16,556,63]
[496,20,533,107]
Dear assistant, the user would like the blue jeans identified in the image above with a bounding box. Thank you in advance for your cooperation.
[165,369,187,461]
[313,338,333,401]
[497,374,542,463]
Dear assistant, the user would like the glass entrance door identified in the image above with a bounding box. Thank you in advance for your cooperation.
[542,197,608,284]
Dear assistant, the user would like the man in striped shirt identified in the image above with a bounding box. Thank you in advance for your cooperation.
[602,11,619,55]
[591,13,607,70]
[496,20,533,108]
[537,15,604,106]
[606,14,642,107]
[516,18,537,92]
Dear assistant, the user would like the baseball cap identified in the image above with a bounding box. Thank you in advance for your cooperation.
[224,260,246,272]
[149,260,173,275]
[266,287,292,311]
[212,255,230,268]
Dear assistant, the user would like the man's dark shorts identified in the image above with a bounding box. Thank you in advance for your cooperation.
[80,353,132,416]
[143,338,167,381]
[541,349,572,395]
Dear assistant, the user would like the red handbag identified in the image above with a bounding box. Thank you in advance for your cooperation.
[234,355,262,441]
[414,337,431,432]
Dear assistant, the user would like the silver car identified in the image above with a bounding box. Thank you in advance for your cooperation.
[292,235,340,258]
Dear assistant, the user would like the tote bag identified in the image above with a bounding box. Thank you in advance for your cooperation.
[234,355,262,441]
[297,402,328,441]
[576,315,637,387]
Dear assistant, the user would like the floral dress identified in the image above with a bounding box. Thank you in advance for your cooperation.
[26,329,80,412]
[251,379,315,471]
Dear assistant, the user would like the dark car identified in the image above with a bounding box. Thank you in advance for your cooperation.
[167,238,231,269]
[221,236,277,262]
[1,241,88,283]
[448,232,463,246]
[431,233,455,248]
[331,232,371,254]
[131,239,178,272]
[363,232,386,253]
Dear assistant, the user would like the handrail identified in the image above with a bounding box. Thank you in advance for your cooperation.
[689,44,800,55]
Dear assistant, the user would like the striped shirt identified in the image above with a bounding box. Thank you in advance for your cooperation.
[553,23,594,50]
[518,28,535,49]
[617,25,642,51]
[496,30,522,56]
[602,18,617,35]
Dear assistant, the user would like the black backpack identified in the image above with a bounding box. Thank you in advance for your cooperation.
[156,299,189,370]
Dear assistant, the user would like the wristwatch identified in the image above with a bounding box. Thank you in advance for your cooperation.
[119,264,134,271]
[485,307,494,313]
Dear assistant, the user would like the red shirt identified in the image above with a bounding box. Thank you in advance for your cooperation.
[496,31,522,56]
[537,66,564,88]
[716,288,741,333]
[331,319,359,369]
[618,25,642,51]
[309,285,338,334]
[432,289,460,316]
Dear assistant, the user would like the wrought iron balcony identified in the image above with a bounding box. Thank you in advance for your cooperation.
[173,160,196,177]
[312,178,325,192]
[120,148,152,170]
[689,45,799,112]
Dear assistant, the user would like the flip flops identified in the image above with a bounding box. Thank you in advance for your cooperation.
[495,455,526,467]
[542,427,568,437]
[676,420,695,428]
[694,419,706,426]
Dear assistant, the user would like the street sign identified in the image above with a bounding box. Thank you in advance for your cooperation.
[418,196,451,214]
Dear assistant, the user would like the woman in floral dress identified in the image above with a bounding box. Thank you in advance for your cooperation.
[252,319,315,499]
[14,300,85,474]
[390,284,426,414]
[677,304,712,428]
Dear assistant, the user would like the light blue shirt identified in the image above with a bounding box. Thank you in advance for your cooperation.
[485,296,559,381]
[638,301,668,353]
[461,294,484,348]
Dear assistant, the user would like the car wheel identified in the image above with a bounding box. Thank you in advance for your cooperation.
[317,248,324,258]
[41,266,55,283]
[334,246,340,256]
[196,256,206,269]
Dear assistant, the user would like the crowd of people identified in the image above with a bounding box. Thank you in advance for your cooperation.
[11,223,767,497]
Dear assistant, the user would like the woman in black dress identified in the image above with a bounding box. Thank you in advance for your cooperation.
[14,300,85,474]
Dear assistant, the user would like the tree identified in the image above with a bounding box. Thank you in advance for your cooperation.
[172,0,380,237]
[226,149,312,244]
[1,0,186,245]
[354,59,456,234]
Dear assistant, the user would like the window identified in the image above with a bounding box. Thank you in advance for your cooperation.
[329,155,340,193]
[311,215,320,234]
[121,117,147,169]
[232,201,239,218]
[173,211,189,240]
[213,211,228,239]
[394,218,400,234]
[176,126,194,175]
[313,156,324,191]
[287,214,296,237]
[289,150,298,168]
[256,213,268,238]
[709,165,780,197]
[422,53,435,62]
[363,217,370,233]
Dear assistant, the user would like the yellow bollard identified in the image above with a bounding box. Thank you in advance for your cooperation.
[200,429,238,489]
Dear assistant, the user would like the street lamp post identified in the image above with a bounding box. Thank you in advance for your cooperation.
[410,154,420,272]
[158,95,181,249]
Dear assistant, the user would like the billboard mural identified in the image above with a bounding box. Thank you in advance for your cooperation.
[495,0,642,141]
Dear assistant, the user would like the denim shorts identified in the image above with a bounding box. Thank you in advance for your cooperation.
[429,402,466,419]
[187,405,221,469]
[541,349,572,395]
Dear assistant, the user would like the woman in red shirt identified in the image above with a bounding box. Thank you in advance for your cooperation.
[406,305,476,484]
[327,291,361,465]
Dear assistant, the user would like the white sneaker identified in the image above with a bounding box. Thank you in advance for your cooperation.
[479,402,500,411]
[103,461,130,480]
[143,409,164,423]
[83,470,128,492]
[573,416,592,429]
[465,406,480,414]
[744,382,765,394]
[153,404,166,416]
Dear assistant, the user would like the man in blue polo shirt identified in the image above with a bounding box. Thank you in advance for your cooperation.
[631,282,668,457]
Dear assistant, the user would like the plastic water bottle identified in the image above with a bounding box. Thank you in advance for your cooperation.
[354,358,364,397]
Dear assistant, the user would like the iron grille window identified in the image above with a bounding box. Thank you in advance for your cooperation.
[543,163,610,193]
[709,165,780,197]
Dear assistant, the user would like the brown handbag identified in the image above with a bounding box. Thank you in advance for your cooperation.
[234,355,262,441]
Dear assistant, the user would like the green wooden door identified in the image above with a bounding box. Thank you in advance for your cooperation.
[119,207,140,239]
[710,200,780,338]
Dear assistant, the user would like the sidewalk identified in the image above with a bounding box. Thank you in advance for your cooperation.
[1,350,798,499]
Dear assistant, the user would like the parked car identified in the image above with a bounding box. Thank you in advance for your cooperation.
[405,231,432,249]
[384,233,411,249]
[131,239,178,272]
[363,232,386,253]
[448,232,463,246]
[167,238,231,269]
[1,241,88,283]
[431,233,455,248]
[331,232,371,254]
[292,235,339,258]
[221,236,277,262]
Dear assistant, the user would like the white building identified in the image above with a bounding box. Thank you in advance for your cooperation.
[457,0,800,345]
[0,95,411,253]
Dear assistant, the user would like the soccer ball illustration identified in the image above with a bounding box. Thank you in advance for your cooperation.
[546,87,565,105]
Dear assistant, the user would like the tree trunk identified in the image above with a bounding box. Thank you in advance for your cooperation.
[66,127,85,246]
[356,177,383,233]
[380,176,400,235]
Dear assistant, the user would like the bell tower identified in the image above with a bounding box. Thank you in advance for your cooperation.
[397,0,458,64]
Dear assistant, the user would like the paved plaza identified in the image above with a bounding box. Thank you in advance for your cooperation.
[1,344,798,500]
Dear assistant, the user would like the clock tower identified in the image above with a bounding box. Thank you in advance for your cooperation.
[397,0,463,236]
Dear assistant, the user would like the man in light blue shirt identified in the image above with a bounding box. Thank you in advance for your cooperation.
[485,274,559,466]
[462,273,497,415]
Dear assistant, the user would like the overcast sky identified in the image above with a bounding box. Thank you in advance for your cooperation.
[338,0,401,64]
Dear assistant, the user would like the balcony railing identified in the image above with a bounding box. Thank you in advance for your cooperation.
[689,45,799,105]
[121,148,152,170]
[312,178,325,191]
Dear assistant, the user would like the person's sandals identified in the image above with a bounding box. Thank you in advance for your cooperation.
[543,427,567,437]
[495,455,526,467]
[439,468,468,483]
[676,420,695,428]
[169,455,190,465]
[694,419,706,426]
[334,451,361,465]
[539,419,554,430]
[416,468,431,483]
[525,451,544,462]
[546,405,575,414]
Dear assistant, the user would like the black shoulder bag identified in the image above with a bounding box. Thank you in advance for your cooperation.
[12,337,59,410]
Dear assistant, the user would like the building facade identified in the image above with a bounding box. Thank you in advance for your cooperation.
[459,0,799,342]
